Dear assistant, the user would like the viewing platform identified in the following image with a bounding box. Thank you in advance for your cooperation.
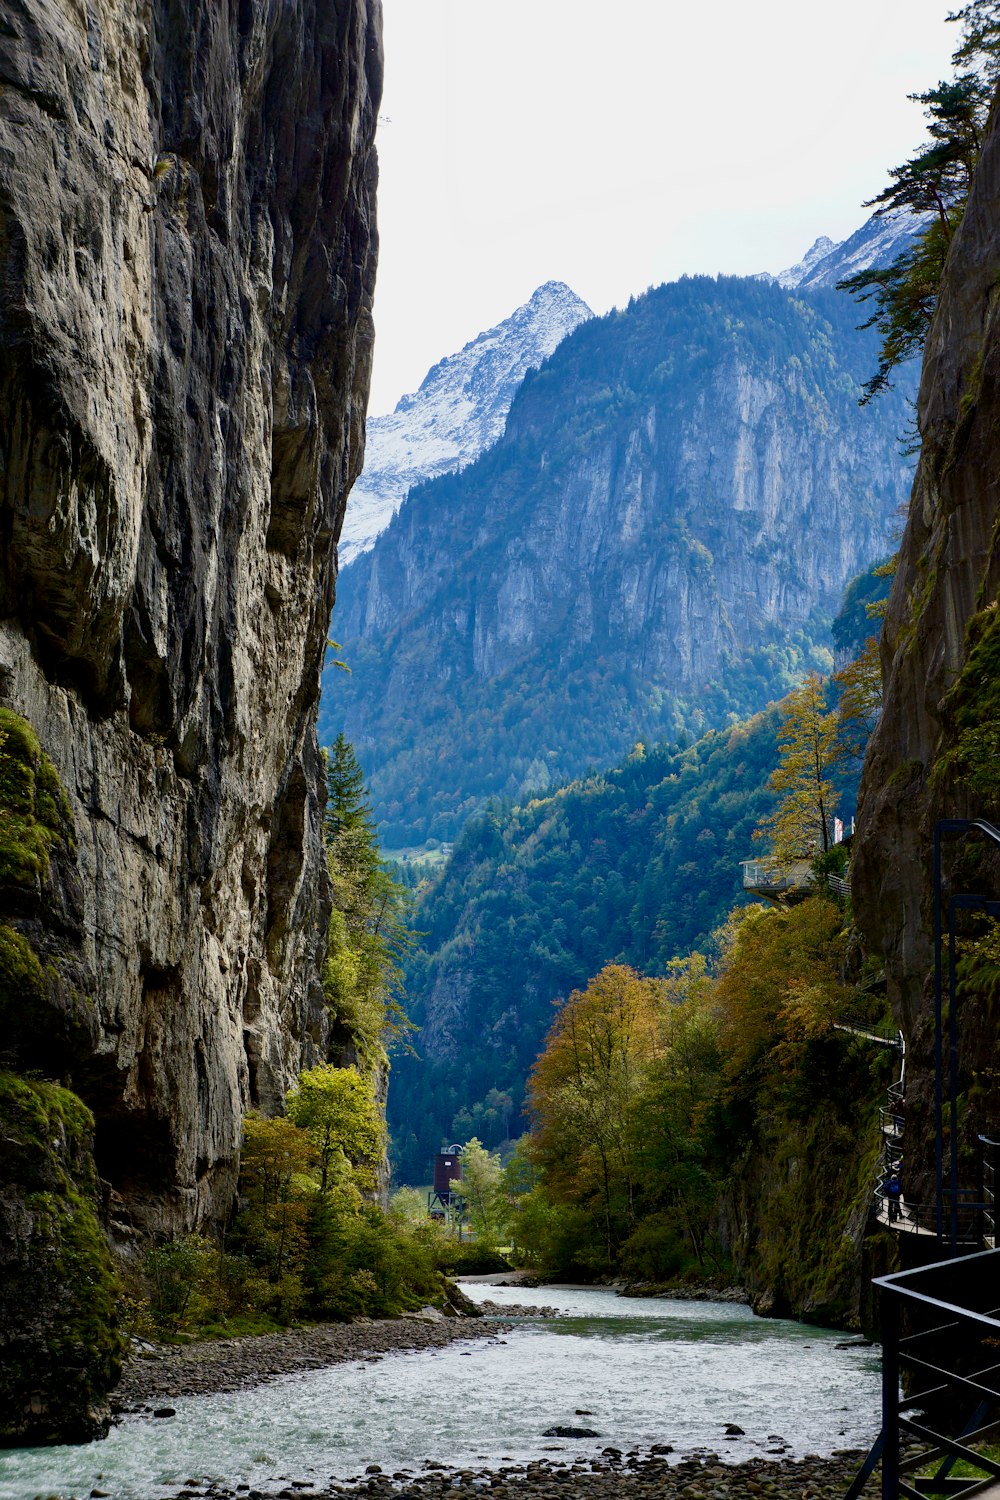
[739,858,812,905]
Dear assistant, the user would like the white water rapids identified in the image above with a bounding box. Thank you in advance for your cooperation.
[0,1282,880,1500]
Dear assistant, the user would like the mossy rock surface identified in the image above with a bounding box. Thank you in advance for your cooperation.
[0,706,74,893]
[0,709,91,1072]
[936,600,1000,808]
[0,1072,124,1445]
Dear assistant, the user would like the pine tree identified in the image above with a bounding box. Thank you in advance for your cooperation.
[842,3,1000,401]
[325,732,373,840]
[322,734,413,1062]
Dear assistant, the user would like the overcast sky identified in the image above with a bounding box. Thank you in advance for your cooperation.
[369,0,959,414]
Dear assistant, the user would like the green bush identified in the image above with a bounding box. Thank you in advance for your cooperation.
[619,1213,690,1283]
[435,1241,511,1275]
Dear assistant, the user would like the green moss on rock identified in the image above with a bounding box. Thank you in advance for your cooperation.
[0,1073,124,1446]
[0,706,74,892]
[935,600,1000,805]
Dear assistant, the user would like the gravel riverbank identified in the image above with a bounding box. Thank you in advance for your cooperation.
[113,1315,511,1408]
[110,1447,874,1499]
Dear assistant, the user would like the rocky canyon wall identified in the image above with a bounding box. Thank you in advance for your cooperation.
[853,97,1000,1195]
[0,0,381,1440]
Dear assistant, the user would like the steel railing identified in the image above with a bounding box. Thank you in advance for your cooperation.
[846,1247,1000,1499]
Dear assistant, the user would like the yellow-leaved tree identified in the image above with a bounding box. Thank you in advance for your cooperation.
[526,963,665,1262]
[285,1063,385,1199]
[755,673,843,872]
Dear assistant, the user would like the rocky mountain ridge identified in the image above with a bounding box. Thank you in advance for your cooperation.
[339,280,592,564]
[772,208,925,290]
[324,275,916,846]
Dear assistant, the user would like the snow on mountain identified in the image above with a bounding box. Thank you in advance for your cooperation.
[774,209,928,291]
[339,281,593,566]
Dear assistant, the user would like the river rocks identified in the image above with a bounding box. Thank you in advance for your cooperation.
[542,1426,601,1438]
[166,1451,873,1500]
[476,1299,560,1318]
[112,1318,513,1407]
[620,1285,749,1305]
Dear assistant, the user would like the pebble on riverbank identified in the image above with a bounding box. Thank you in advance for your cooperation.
[618,1284,750,1304]
[124,1446,876,1500]
[113,1316,513,1409]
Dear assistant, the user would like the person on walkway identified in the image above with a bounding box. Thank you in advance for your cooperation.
[886,1173,902,1222]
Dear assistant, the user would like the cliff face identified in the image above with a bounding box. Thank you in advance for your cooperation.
[0,0,381,1245]
[323,277,915,845]
[853,103,1000,1185]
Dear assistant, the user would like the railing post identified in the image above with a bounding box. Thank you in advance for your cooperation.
[949,895,960,1253]
[882,1291,900,1500]
[934,823,946,1243]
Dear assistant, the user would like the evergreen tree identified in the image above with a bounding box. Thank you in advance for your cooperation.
[843,3,1000,400]
[325,732,373,840]
[323,736,413,1063]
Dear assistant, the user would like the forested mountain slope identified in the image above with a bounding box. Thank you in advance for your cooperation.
[390,707,786,1181]
[323,276,915,846]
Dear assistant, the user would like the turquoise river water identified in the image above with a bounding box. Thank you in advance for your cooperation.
[0,1282,881,1500]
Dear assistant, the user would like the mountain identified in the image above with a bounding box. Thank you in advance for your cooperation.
[773,208,925,291]
[388,706,785,1181]
[321,274,916,847]
[338,281,593,565]
[388,565,883,1181]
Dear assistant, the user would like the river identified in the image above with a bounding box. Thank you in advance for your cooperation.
[0,1283,880,1500]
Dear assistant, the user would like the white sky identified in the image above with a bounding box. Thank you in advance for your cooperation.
[369,0,959,415]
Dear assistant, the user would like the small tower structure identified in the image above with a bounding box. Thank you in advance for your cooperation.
[428,1144,463,1219]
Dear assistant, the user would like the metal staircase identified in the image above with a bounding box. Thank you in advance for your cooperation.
[846,819,1000,1499]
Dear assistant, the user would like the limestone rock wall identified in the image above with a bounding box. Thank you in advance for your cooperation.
[0,0,382,1237]
[853,98,1000,1185]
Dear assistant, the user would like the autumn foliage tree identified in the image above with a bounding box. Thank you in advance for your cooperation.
[527,964,666,1263]
[754,673,843,871]
[286,1063,385,1199]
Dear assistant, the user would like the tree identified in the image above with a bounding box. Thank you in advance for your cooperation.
[834,638,883,764]
[322,735,413,1063]
[632,955,722,1270]
[285,1063,384,1197]
[457,1137,508,1245]
[236,1115,314,1289]
[754,673,842,870]
[842,4,1000,400]
[325,732,374,841]
[713,898,852,1080]
[526,964,665,1263]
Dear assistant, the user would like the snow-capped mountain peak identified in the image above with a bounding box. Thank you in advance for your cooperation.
[773,208,927,292]
[774,235,836,288]
[340,281,593,566]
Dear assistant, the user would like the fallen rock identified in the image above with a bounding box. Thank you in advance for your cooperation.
[543,1426,601,1438]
